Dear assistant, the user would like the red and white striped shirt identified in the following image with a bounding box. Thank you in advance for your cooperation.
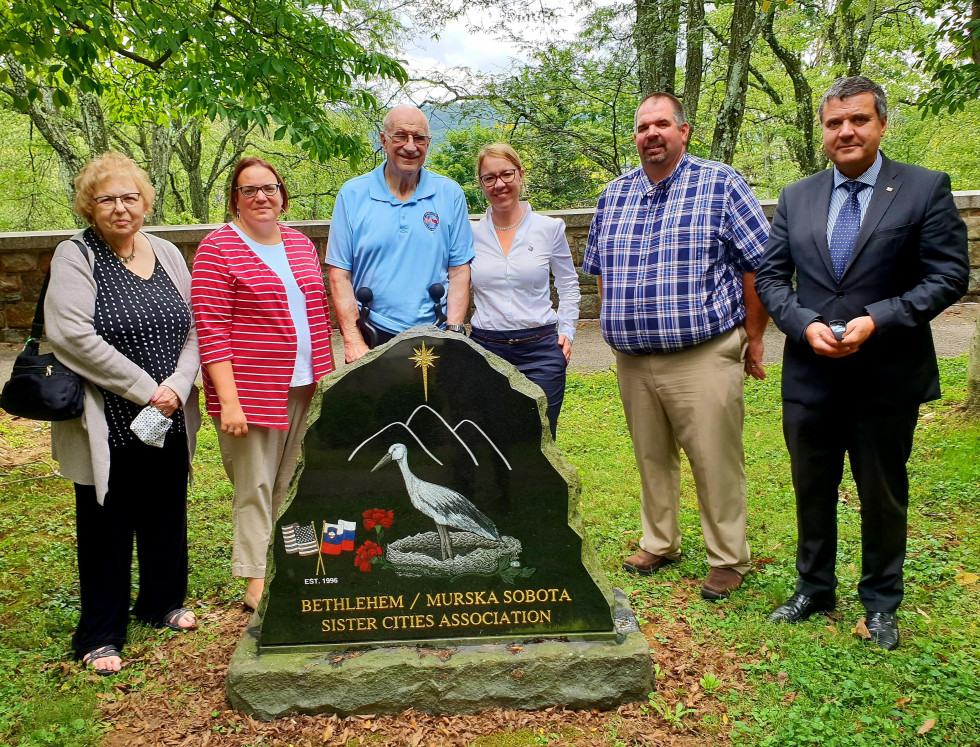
[191,223,333,429]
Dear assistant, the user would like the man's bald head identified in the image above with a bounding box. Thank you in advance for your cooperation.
[382,106,430,136]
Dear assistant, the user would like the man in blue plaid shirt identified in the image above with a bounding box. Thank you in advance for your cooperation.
[583,92,770,601]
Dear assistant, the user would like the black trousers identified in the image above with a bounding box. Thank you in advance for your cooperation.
[470,325,568,439]
[72,431,189,658]
[783,401,919,613]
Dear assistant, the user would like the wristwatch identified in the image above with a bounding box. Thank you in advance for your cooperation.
[445,324,466,335]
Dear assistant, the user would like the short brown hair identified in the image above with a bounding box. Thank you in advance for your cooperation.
[72,152,154,225]
[226,157,290,217]
[475,142,524,180]
[634,93,687,131]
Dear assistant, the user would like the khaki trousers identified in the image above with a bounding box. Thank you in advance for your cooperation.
[615,327,751,573]
[215,384,316,578]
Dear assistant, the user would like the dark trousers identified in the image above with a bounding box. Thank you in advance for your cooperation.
[470,325,568,439]
[72,431,189,658]
[783,401,919,613]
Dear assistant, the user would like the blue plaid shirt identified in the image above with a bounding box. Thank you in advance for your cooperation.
[583,153,769,354]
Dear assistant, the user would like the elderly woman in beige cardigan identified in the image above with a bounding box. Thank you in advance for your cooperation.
[45,153,201,676]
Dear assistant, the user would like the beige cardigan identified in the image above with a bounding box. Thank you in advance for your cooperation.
[45,231,201,503]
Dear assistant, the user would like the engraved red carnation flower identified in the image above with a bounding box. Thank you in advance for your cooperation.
[362,508,394,531]
[354,540,383,572]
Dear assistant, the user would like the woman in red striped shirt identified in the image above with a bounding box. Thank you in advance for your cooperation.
[191,158,333,610]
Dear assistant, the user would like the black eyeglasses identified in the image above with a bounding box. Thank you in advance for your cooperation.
[479,169,519,188]
[235,183,282,198]
[385,132,432,146]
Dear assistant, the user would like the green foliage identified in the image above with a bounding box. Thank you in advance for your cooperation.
[915,1,980,115]
[427,124,497,210]
[0,0,407,163]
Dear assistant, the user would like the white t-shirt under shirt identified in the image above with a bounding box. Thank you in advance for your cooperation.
[230,222,313,386]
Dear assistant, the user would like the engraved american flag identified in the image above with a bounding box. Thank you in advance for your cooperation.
[281,522,319,556]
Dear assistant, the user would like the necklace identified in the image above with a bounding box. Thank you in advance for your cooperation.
[492,206,527,232]
[115,241,137,264]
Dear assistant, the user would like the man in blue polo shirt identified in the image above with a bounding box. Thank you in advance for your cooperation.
[327,106,474,362]
[583,92,770,601]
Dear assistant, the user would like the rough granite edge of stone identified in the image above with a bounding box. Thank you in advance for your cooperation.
[227,595,652,719]
[259,326,617,622]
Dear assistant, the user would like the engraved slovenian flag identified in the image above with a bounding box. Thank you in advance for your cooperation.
[321,519,357,554]
[281,522,319,556]
[321,522,343,555]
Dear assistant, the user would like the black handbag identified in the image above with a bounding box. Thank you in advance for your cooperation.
[0,240,89,421]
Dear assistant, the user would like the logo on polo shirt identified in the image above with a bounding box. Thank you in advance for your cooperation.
[423,211,440,231]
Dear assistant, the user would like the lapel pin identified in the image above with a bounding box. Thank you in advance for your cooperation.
[885,186,894,192]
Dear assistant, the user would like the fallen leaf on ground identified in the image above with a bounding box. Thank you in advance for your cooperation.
[918,718,936,735]
[896,697,912,709]
[853,618,872,640]
[954,572,979,585]
[915,607,931,621]
[825,625,838,634]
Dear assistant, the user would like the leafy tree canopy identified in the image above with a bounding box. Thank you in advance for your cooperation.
[0,0,408,162]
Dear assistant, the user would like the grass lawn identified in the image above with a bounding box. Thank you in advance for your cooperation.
[0,356,978,746]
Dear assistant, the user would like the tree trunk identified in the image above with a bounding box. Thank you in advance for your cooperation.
[763,15,822,176]
[968,314,980,417]
[205,123,250,219]
[174,120,208,223]
[1,57,86,223]
[682,0,705,122]
[636,0,681,95]
[827,0,877,75]
[145,125,176,224]
[78,92,109,154]
[710,1,774,164]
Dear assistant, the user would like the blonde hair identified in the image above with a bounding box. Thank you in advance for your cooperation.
[72,152,154,225]
[476,142,524,179]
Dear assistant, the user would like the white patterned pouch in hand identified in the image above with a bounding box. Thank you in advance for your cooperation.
[130,405,173,447]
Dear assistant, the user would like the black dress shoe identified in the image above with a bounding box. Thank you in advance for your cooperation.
[767,592,836,623]
[864,612,899,650]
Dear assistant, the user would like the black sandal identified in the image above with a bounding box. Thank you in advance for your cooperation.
[162,607,198,632]
[82,645,122,676]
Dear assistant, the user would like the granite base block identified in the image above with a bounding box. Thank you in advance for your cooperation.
[227,591,652,720]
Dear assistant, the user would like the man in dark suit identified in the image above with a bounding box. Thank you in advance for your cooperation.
[755,76,969,650]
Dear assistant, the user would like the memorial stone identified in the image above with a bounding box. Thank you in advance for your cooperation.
[227,329,651,717]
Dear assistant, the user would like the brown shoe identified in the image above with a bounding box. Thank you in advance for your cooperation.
[623,549,677,576]
[701,567,745,600]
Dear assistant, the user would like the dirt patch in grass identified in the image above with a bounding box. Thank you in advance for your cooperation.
[95,595,747,746]
[0,412,54,469]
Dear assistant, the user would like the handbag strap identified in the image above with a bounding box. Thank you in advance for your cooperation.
[29,239,90,344]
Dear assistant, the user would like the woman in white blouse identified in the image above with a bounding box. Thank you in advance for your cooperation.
[469,143,581,438]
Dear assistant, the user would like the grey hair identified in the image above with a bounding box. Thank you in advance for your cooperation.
[818,76,887,122]
[634,93,687,132]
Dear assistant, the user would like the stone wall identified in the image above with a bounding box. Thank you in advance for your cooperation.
[1,194,978,343]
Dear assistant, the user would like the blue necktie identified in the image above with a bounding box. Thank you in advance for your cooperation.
[829,181,868,281]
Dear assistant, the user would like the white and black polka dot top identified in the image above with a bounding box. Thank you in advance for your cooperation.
[84,228,191,447]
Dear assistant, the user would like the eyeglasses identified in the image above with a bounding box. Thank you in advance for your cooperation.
[479,169,519,188]
[385,132,432,146]
[93,192,141,207]
[234,183,282,198]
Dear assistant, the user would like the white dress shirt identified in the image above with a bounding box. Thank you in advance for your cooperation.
[470,203,581,340]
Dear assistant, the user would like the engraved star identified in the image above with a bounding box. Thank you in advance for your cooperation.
[409,341,439,402]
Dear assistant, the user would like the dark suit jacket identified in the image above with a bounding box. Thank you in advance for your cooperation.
[756,155,969,410]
